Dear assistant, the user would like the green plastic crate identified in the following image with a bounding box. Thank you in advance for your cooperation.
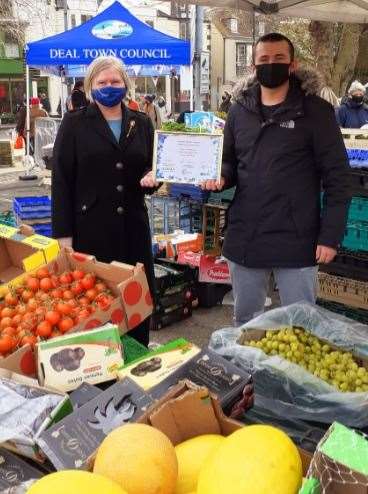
[342,222,368,252]
[349,197,368,222]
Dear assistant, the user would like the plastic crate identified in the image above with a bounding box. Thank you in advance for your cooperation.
[318,271,368,309]
[319,248,368,281]
[202,204,227,256]
[13,196,51,220]
[170,184,209,203]
[151,302,192,331]
[342,222,368,251]
[208,187,236,205]
[349,196,368,222]
[197,282,232,308]
[317,299,368,326]
[346,148,368,168]
[0,212,15,227]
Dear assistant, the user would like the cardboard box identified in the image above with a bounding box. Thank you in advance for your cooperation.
[40,249,153,334]
[0,447,44,490]
[177,250,202,267]
[0,344,36,377]
[138,382,312,477]
[37,377,153,470]
[150,348,254,415]
[0,223,59,297]
[37,324,124,392]
[0,369,72,462]
[199,255,231,284]
[69,383,102,410]
[308,422,368,493]
[117,338,201,390]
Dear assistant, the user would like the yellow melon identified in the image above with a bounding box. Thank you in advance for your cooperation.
[93,423,178,494]
[28,470,126,494]
[175,434,224,494]
[198,425,303,494]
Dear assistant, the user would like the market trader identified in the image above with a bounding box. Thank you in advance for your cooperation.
[202,33,351,326]
[52,56,156,346]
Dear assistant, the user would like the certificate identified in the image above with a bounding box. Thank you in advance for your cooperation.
[153,131,223,185]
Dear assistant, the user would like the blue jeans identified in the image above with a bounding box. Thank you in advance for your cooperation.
[227,261,318,326]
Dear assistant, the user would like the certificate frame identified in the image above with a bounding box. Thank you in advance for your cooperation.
[152,131,223,185]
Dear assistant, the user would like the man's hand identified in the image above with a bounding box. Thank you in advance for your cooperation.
[58,237,73,249]
[200,177,226,191]
[316,245,337,264]
[140,171,158,188]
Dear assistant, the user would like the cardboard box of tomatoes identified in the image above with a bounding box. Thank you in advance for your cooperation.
[0,223,60,297]
[0,248,153,377]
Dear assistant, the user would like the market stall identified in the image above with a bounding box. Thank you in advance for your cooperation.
[24,0,191,157]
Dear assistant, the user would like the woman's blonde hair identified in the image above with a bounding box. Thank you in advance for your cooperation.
[84,56,131,101]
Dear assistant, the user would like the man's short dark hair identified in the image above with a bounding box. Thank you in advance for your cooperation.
[253,33,295,62]
[74,80,84,90]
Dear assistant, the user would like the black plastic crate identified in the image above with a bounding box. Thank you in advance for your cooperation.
[151,302,192,330]
[317,298,368,325]
[319,249,368,281]
[350,169,368,197]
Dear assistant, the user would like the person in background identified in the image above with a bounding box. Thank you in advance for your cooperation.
[143,94,161,130]
[319,86,340,108]
[71,80,89,111]
[157,96,170,122]
[219,91,232,113]
[126,92,140,111]
[202,33,351,326]
[16,97,48,154]
[336,80,368,128]
[52,56,156,346]
[40,92,51,113]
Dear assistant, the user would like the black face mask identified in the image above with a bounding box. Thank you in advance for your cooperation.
[351,95,364,104]
[256,63,291,89]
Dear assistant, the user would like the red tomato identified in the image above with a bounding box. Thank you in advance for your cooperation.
[81,274,96,290]
[21,334,37,348]
[72,270,85,281]
[71,281,84,296]
[59,272,73,285]
[96,293,113,310]
[2,327,17,337]
[95,282,108,293]
[58,317,74,333]
[36,267,50,279]
[63,290,74,301]
[45,310,61,326]
[27,298,38,312]
[51,275,60,288]
[67,299,78,308]
[86,288,98,302]
[56,302,73,316]
[21,289,33,303]
[1,307,14,319]
[1,317,14,329]
[40,278,53,292]
[78,297,90,307]
[0,334,16,354]
[12,314,22,326]
[36,321,52,338]
[4,293,18,306]
[51,288,64,300]
[26,277,40,292]
[16,305,27,316]
[78,308,90,321]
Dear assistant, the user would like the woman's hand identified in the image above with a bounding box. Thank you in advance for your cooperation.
[58,237,73,249]
[200,177,226,191]
[140,171,158,188]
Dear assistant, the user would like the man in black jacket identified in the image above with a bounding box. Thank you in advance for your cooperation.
[203,33,351,326]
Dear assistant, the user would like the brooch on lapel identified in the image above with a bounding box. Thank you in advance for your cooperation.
[126,120,136,139]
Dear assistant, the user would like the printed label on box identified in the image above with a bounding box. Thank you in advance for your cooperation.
[199,256,231,284]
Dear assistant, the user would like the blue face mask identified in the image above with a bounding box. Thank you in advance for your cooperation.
[92,86,127,107]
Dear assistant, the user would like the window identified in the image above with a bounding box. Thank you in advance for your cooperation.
[81,14,92,24]
[179,21,188,40]
[225,18,238,34]
[4,34,19,58]
[70,14,76,27]
[236,43,247,78]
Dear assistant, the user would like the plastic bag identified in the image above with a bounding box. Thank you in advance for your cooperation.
[0,377,64,447]
[0,480,37,494]
[209,302,368,428]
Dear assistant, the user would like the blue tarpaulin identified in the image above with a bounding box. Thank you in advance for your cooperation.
[25,1,190,67]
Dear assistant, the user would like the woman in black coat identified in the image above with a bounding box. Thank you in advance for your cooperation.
[52,56,157,346]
